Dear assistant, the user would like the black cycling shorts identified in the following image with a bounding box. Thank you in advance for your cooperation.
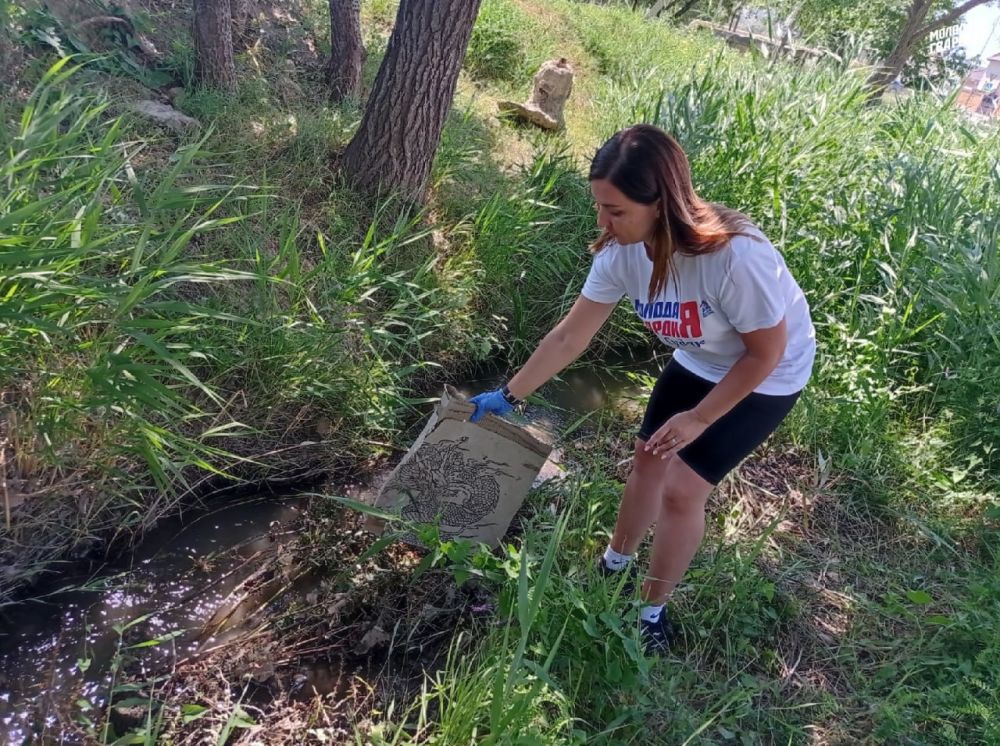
[637,358,801,485]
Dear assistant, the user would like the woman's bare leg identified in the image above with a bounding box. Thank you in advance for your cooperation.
[642,458,714,603]
[608,438,672,556]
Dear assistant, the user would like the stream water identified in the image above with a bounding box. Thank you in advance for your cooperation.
[0,354,664,743]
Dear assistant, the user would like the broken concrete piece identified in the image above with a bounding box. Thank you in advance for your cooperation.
[498,57,574,130]
[132,100,200,133]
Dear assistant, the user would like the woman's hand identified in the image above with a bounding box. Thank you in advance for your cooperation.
[644,409,711,458]
[468,388,514,423]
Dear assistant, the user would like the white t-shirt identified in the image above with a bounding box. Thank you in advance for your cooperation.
[581,228,815,395]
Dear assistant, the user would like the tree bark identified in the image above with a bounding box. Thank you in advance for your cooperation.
[865,0,993,98]
[340,0,483,203]
[327,0,364,102]
[193,0,237,91]
[231,0,253,50]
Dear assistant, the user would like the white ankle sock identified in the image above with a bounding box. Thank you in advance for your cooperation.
[602,545,633,571]
[641,604,664,623]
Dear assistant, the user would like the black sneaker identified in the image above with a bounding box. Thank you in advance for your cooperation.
[596,557,640,597]
[640,611,676,655]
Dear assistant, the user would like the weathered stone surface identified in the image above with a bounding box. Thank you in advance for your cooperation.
[498,57,574,131]
[132,100,200,133]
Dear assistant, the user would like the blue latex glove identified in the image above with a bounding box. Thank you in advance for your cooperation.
[468,388,513,423]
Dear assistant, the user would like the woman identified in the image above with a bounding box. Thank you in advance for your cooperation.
[469,124,816,654]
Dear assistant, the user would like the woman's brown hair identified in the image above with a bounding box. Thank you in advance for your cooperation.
[589,124,759,300]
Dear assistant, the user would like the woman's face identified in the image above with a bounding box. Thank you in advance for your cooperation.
[591,178,659,246]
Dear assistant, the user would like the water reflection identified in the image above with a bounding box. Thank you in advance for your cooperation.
[0,496,303,743]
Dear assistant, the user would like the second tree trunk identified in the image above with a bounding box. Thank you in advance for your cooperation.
[340,0,483,202]
[327,0,364,102]
[193,0,237,91]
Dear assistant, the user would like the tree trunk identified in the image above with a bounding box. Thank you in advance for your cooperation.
[327,0,364,102]
[193,0,237,91]
[231,0,253,50]
[865,0,933,96]
[340,0,483,203]
[865,0,992,99]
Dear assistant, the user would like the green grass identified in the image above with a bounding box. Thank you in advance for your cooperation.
[2,0,999,742]
[0,60,266,589]
[465,0,551,83]
[356,432,999,743]
[561,0,716,85]
[0,59,491,601]
[375,5,1000,742]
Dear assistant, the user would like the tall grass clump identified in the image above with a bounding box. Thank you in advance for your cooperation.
[368,473,816,743]
[465,0,547,82]
[0,61,486,601]
[369,455,999,743]
[471,147,653,363]
[560,0,717,83]
[0,61,266,597]
[367,506,576,744]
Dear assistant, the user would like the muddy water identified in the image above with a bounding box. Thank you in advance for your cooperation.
[0,354,664,742]
[0,494,317,742]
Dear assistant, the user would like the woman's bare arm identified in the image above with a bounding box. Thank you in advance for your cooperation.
[506,296,618,400]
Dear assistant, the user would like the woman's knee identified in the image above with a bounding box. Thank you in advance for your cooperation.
[632,438,674,476]
[659,459,714,513]
[660,487,700,515]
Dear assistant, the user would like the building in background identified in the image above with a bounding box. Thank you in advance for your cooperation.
[957,52,1000,119]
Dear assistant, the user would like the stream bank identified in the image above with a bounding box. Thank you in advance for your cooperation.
[1,356,664,742]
